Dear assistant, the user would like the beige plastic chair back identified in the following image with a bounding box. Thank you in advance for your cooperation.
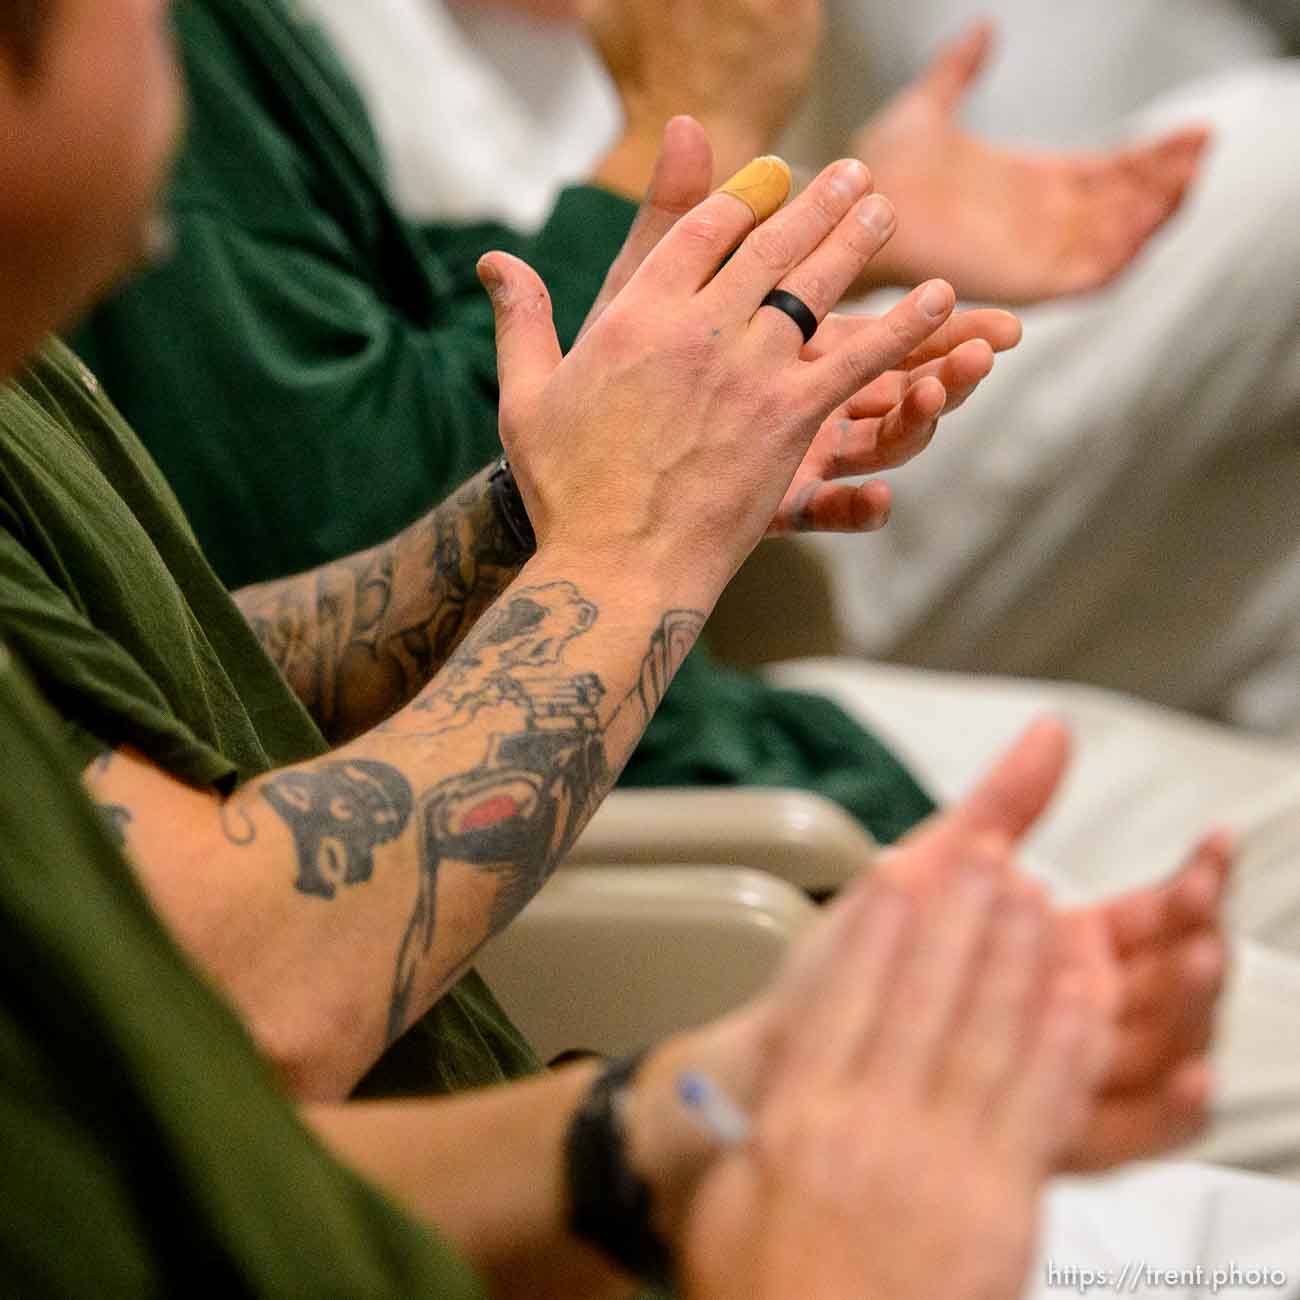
[476,866,817,1062]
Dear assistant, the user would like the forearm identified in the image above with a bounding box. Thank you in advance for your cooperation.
[90,549,708,1098]
[306,1063,636,1300]
[235,464,528,743]
[306,1018,739,1300]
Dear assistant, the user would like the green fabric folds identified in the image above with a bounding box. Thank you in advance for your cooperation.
[0,340,539,1095]
[0,648,486,1298]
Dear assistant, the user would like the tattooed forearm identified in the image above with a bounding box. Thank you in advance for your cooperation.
[243,577,708,1049]
[385,582,610,1039]
[235,466,530,744]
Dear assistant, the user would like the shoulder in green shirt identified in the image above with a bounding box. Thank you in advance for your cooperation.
[0,645,485,1299]
[0,339,539,1095]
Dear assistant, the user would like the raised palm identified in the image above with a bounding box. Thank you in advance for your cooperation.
[857,22,1210,304]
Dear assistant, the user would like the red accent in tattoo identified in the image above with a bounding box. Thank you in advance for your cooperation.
[461,794,523,831]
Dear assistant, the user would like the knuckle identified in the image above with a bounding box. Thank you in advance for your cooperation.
[887,311,919,349]
[806,182,847,229]
[675,211,727,250]
[745,224,795,274]
[836,345,881,391]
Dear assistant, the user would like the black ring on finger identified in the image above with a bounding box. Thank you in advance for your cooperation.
[759,288,818,345]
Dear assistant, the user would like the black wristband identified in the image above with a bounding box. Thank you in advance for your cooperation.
[565,1050,675,1290]
[488,454,537,556]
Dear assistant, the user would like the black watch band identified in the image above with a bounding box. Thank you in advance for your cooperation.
[565,1051,675,1290]
[487,454,537,556]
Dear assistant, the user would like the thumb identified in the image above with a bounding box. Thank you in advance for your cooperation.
[577,115,714,341]
[478,252,563,421]
[920,19,996,113]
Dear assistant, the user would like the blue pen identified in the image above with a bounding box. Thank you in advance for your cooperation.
[677,1072,752,1147]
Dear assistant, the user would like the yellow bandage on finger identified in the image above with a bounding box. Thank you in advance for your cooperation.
[717,156,792,223]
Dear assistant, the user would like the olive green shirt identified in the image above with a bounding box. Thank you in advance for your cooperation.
[0,340,538,1096]
[0,645,486,1297]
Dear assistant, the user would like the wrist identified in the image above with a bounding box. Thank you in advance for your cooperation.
[622,1011,768,1246]
[531,529,728,622]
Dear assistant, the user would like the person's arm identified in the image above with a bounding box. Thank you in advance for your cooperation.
[304,778,1106,1300]
[233,464,526,745]
[307,1063,628,1300]
[86,157,962,1102]
[237,122,1022,743]
[91,558,711,1101]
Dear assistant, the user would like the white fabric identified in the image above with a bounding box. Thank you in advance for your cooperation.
[804,57,1300,736]
[1034,1162,1300,1300]
[295,0,617,229]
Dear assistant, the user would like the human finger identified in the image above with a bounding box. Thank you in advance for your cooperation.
[872,849,1006,1092]
[628,154,793,298]
[576,115,714,341]
[478,252,563,428]
[822,377,946,480]
[1066,1060,1213,1171]
[998,969,1096,1168]
[896,718,1073,868]
[940,892,1050,1113]
[804,279,957,409]
[844,341,993,422]
[916,19,996,114]
[912,340,996,414]
[703,158,874,318]
[778,880,914,1090]
[747,193,898,351]
[805,307,1020,367]
[1105,832,1231,958]
[1105,938,1224,1090]
[767,476,894,536]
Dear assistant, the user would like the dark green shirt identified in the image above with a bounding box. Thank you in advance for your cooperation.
[72,0,635,590]
[71,0,936,843]
[0,340,538,1095]
[0,646,486,1298]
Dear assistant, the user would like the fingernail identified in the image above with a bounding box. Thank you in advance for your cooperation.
[477,258,502,297]
[717,156,793,223]
[858,194,895,237]
[829,159,870,199]
[919,279,953,319]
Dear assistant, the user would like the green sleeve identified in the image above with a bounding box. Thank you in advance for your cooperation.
[0,519,236,790]
[0,649,485,1299]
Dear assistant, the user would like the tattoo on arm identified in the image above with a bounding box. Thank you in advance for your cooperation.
[253,580,705,1046]
[258,760,414,900]
[237,468,529,743]
[622,609,707,727]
